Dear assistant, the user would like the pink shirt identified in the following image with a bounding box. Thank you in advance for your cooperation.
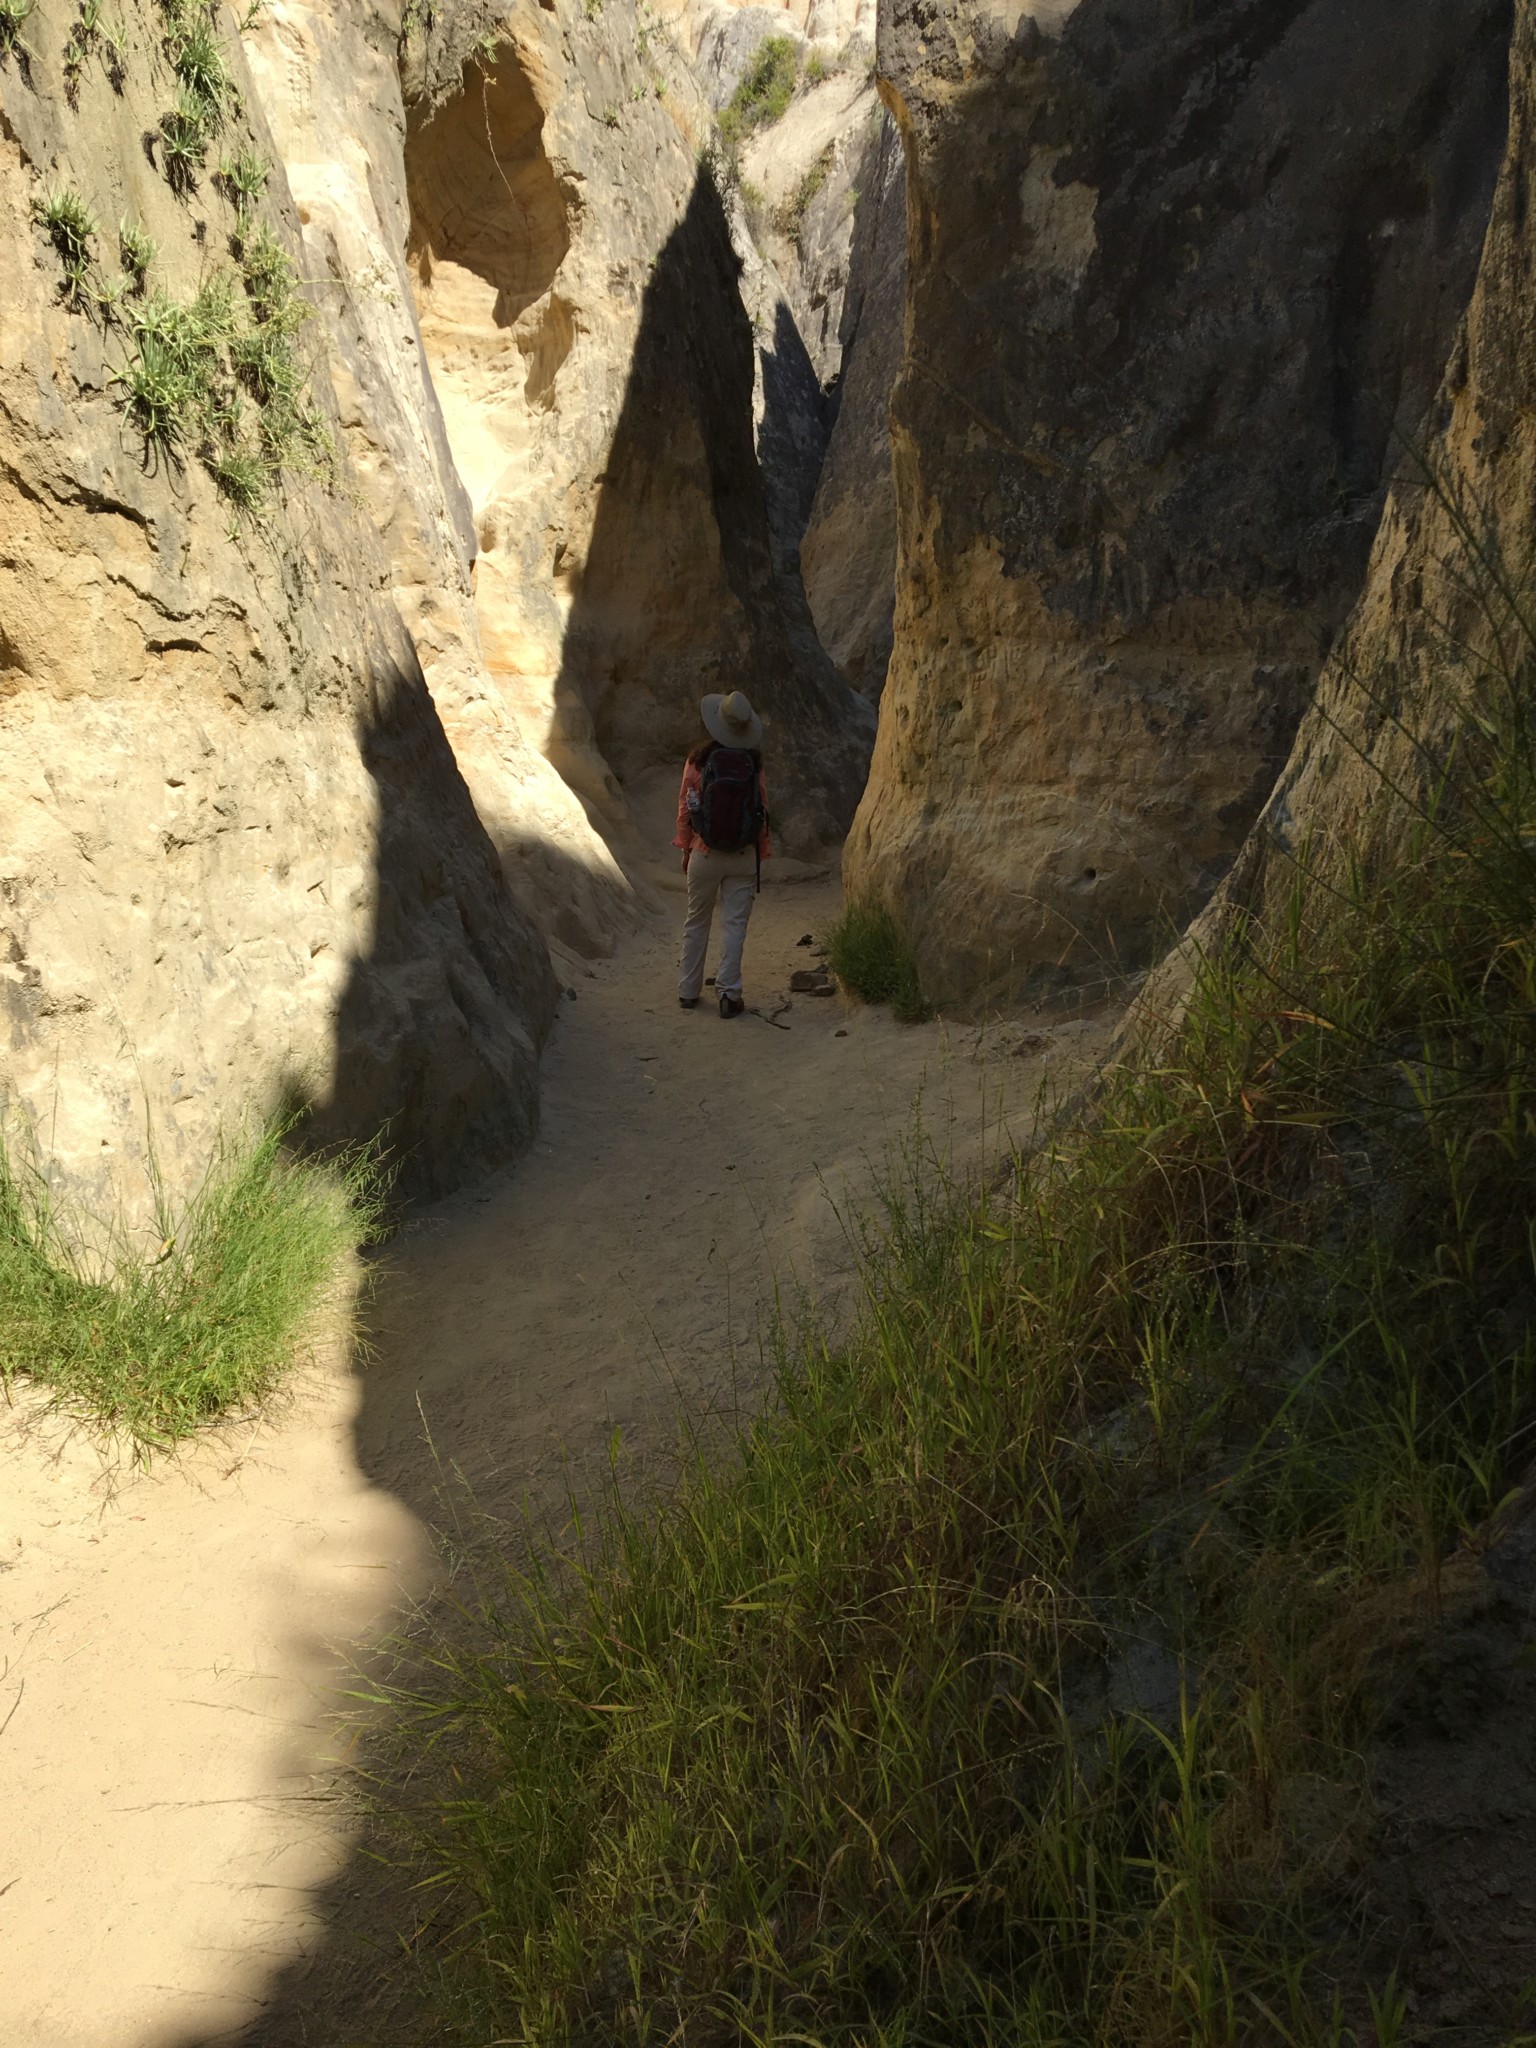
[673,753,772,859]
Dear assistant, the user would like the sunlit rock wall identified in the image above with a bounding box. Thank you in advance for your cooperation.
[399,0,872,857]
[0,2,556,1213]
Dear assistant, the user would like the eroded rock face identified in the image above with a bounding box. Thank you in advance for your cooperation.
[0,3,555,1213]
[399,0,871,856]
[846,0,1511,1005]
[242,0,636,963]
[799,105,904,697]
[1174,0,1536,975]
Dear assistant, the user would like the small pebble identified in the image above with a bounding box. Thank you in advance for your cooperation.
[835,1028,848,1038]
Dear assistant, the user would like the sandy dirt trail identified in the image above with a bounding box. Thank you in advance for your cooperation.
[2,868,1112,2048]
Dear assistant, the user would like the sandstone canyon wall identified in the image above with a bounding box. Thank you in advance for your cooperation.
[846,0,1512,1006]
[1,0,880,1219]
[1174,0,1536,980]
[798,105,904,698]
[397,0,871,858]
[0,0,556,1211]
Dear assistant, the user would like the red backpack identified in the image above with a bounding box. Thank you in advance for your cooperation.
[694,747,764,854]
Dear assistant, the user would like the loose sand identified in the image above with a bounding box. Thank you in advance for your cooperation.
[2,868,1113,2047]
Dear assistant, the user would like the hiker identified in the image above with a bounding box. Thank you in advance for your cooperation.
[674,690,771,1019]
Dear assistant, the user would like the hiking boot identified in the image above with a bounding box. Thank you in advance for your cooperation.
[679,996,699,1010]
[719,992,745,1019]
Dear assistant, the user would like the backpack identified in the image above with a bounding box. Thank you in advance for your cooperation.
[694,746,763,853]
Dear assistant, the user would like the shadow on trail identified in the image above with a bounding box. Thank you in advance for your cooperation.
[157,166,856,2048]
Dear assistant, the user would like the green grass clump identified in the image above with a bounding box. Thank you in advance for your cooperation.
[118,216,157,285]
[0,0,34,57]
[207,441,267,512]
[824,899,930,1019]
[37,186,97,262]
[0,1120,383,1446]
[160,86,216,188]
[36,188,98,307]
[218,143,269,216]
[776,143,835,247]
[718,33,799,150]
[371,544,1536,2043]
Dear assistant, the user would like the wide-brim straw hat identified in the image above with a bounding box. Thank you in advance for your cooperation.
[701,689,763,751]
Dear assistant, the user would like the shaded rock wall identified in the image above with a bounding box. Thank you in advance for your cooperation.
[846,0,1511,1006]
[0,1,555,1213]
[799,104,904,697]
[1165,0,1536,987]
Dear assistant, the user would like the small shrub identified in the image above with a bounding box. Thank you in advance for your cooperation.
[776,143,835,246]
[231,321,300,407]
[111,328,196,448]
[119,216,157,283]
[160,86,214,188]
[718,32,799,151]
[207,443,268,513]
[0,1118,384,1446]
[37,186,97,262]
[738,175,767,237]
[804,48,828,83]
[218,144,270,215]
[168,9,232,123]
[824,900,931,1020]
[239,219,301,323]
[0,0,34,57]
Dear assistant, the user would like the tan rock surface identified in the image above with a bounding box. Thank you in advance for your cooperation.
[0,1,556,1213]
[845,0,1512,1007]
[798,102,903,696]
[400,0,872,860]
[241,0,637,960]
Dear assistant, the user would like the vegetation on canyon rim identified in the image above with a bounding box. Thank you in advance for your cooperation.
[369,527,1536,2044]
[0,1120,384,1448]
[718,33,801,153]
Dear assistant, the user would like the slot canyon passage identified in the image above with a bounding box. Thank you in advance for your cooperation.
[5,0,1536,2043]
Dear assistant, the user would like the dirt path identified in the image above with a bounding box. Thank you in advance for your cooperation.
[2,869,1112,2048]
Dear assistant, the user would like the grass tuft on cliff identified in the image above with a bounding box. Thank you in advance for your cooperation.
[372,552,1536,2043]
[718,33,799,152]
[824,899,931,1020]
[0,1120,385,1447]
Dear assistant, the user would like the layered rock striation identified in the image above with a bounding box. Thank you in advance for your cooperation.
[846,0,1512,1005]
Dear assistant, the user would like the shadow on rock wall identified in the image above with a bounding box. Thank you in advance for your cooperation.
[158,162,867,2048]
[548,164,872,861]
[293,622,559,1207]
[848,0,1513,1003]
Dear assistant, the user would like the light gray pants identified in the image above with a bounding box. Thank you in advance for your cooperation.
[680,847,757,1002]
